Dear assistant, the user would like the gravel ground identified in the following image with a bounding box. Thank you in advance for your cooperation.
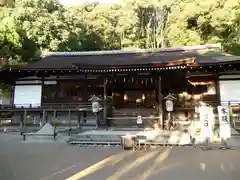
[1,132,240,180]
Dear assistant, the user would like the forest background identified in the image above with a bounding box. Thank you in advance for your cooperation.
[1,0,240,66]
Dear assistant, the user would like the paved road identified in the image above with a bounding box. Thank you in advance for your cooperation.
[67,147,240,180]
[0,133,240,180]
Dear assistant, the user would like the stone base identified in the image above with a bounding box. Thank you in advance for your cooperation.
[121,135,135,149]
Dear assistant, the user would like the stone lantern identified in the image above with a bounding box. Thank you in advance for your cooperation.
[89,95,102,130]
[163,93,177,130]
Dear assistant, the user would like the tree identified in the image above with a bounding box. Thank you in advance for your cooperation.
[165,0,240,53]
[0,8,21,66]
[0,0,15,7]
[14,0,71,52]
[2,0,240,67]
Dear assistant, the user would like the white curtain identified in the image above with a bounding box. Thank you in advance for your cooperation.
[14,85,42,107]
[219,80,240,105]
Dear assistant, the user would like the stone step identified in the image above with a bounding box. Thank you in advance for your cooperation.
[70,134,122,142]
[68,131,192,145]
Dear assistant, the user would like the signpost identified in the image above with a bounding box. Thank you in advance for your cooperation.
[199,106,214,141]
[89,95,101,130]
[218,106,231,141]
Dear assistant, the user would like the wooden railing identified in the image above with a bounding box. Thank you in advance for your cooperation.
[0,102,104,111]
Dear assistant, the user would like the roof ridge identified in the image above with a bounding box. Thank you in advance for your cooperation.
[42,44,221,58]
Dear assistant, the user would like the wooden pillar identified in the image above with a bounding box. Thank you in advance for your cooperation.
[23,110,27,132]
[41,76,44,107]
[45,111,48,123]
[20,111,24,129]
[82,78,88,102]
[68,109,71,136]
[103,78,108,127]
[10,85,15,106]
[53,110,57,139]
[53,110,57,127]
[77,111,81,127]
[215,75,221,106]
[41,109,46,126]
[158,75,163,129]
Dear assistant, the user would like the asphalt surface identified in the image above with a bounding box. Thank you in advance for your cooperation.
[0,133,240,180]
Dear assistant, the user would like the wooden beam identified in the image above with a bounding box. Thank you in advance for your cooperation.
[166,57,196,66]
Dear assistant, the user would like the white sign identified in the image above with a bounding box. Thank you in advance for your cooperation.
[92,101,99,113]
[218,106,231,140]
[219,80,240,105]
[165,100,173,112]
[137,116,143,124]
[14,85,42,108]
[199,106,213,138]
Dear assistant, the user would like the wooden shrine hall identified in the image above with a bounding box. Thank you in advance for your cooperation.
[1,44,240,129]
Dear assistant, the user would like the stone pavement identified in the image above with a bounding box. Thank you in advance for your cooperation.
[231,128,240,136]
[227,136,240,148]
[1,138,240,180]
[71,147,240,180]
[0,140,120,180]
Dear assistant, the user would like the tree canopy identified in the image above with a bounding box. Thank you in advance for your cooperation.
[1,0,240,66]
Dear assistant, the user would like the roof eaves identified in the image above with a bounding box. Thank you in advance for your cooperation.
[42,44,221,58]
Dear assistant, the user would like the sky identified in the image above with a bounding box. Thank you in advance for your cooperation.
[59,0,119,6]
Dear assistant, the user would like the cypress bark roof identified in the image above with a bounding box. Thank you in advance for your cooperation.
[14,44,240,70]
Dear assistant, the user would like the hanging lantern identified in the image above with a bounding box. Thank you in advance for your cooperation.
[164,94,177,112]
[124,94,128,100]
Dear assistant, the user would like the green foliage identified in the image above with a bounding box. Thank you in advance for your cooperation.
[1,0,240,66]
[0,8,21,66]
